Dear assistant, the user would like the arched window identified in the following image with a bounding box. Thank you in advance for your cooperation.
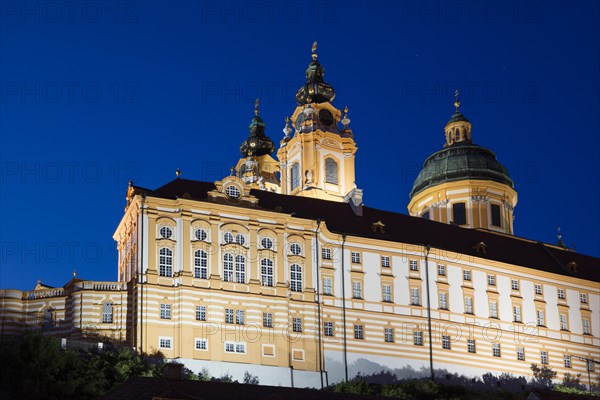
[159,248,173,277]
[290,264,302,292]
[194,250,208,279]
[291,163,300,190]
[235,255,246,283]
[223,253,233,282]
[102,302,113,323]
[261,259,274,287]
[325,158,338,184]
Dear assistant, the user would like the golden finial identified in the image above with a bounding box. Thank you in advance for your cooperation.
[176,168,181,178]
[454,89,460,112]
[73,269,77,277]
[254,98,260,116]
[312,41,318,61]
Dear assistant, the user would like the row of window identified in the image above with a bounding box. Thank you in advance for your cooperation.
[160,250,304,291]
[157,228,283,252]
[158,334,596,371]
[422,202,503,227]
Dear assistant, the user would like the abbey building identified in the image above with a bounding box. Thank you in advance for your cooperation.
[0,44,598,388]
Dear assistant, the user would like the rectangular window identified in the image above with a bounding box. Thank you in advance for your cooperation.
[537,310,545,326]
[293,317,302,333]
[323,277,333,295]
[381,256,390,268]
[351,252,361,264]
[491,204,501,227]
[513,305,522,322]
[487,274,496,286]
[324,321,334,337]
[195,338,207,350]
[540,351,548,365]
[465,297,473,314]
[102,303,113,323]
[194,250,208,279]
[557,288,565,299]
[580,293,588,304]
[442,335,451,350]
[322,248,332,260]
[236,310,245,325]
[517,347,525,361]
[535,284,543,295]
[382,284,392,302]
[160,304,171,320]
[490,301,498,318]
[225,342,246,353]
[384,328,394,343]
[290,264,302,292]
[560,314,569,331]
[583,318,591,335]
[439,292,448,310]
[409,260,419,271]
[354,325,364,340]
[492,343,501,357]
[225,308,234,324]
[352,281,363,299]
[437,265,446,276]
[564,355,571,368]
[463,270,471,281]
[411,288,420,306]
[588,360,595,372]
[159,337,172,349]
[263,312,273,328]
[467,339,476,353]
[414,331,423,346]
[452,202,466,225]
[195,305,206,321]
[511,279,519,291]
[291,163,299,190]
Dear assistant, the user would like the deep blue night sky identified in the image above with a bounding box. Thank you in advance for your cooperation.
[1,1,599,290]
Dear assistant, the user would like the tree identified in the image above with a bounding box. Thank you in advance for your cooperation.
[531,363,557,388]
[243,371,259,385]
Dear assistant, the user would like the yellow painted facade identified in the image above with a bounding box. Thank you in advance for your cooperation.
[0,45,598,388]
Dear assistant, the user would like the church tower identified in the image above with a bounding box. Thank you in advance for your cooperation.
[235,99,280,191]
[408,92,518,234]
[277,42,362,204]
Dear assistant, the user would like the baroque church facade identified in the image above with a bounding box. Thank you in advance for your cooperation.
[1,44,598,388]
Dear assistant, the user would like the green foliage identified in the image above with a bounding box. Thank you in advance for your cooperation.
[0,334,164,400]
[243,371,259,385]
[530,363,557,389]
[197,367,212,381]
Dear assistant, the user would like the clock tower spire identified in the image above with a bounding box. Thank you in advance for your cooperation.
[277,42,362,205]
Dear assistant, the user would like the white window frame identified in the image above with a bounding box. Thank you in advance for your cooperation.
[381,256,390,268]
[195,338,208,351]
[492,343,501,357]
[442,335,451,350]
[194,249,208,279]
[354,324,364,340]
[351,251,361,264]
[260,258,274,287]
[540,351,549,365]
[384,327,394,343]
[352,281,362,299]
[159,336,172,349]
[195,305,206,321]
[323,277,333,295]
[160,303,171,320]
[290,264,303,292]
[159,248,173,277]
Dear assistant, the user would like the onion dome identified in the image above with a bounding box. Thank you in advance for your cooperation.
[239,99,275,157]
[410,92,513,198]
[295,42,336,105]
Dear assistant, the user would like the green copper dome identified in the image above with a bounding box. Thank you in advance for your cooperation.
[410,143,514,198]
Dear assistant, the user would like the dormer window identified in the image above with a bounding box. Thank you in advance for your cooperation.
[225,185,241,199]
